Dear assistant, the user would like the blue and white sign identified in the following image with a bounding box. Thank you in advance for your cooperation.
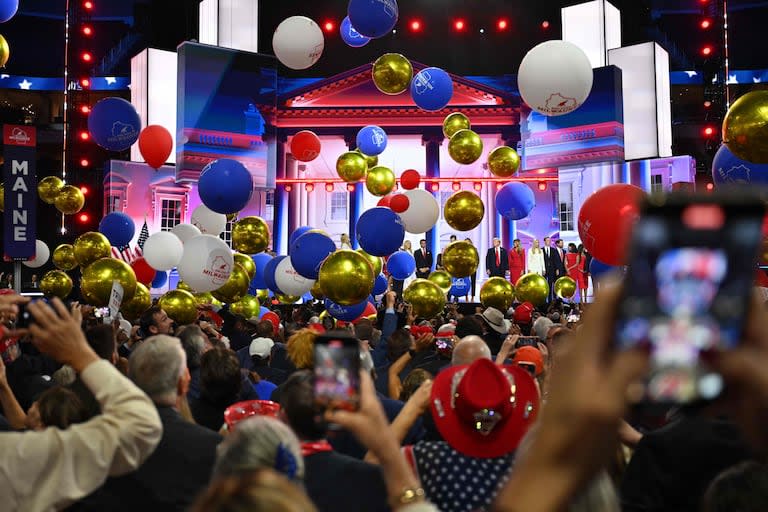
[3,124,37,260]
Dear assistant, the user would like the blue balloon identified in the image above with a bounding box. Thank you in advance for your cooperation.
[250,253,273,290]
[495,182,536,220]
[289,226,314,248]
[368,294,376,305]
[324,298,367,321]
[290,231,336,279]
[356,207,405,256]
[151,271,168,289]
[98,212,135,248]
[373,273,388,295]
[302,292,314,303]
[712,144,768,186]
[0,0,18,23]
[589,258,615,280]
[347,0,399,38]
[340,16,371,47]
[449,277,470,297]
[263,255,286,294]
[259,306,270,319]
[356,125,387,156]
[87,97,141,151]
[198,158,255,214]
[387,251,416,280]
[410,67,454,112]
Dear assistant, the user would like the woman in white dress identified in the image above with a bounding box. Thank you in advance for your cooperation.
[527,239,546,276]
[401,240,417,290]
[340,233,352,250]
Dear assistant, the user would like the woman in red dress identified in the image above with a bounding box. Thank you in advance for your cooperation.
[508,238,526,284]
[564,243,586,301]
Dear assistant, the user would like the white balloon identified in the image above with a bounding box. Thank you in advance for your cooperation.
[143,232,184,271]
[517,40,594,117]
[274,257,315,296]
[178,235,234,293]
[190,204,227,236]
[272,16,325,70]
[23,240,50,268]
[399,189,440,234]
[171,223,202,244]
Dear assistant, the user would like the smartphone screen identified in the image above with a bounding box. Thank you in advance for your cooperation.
[515,337,539,349]
[616,195,765,405]
[313,334,361,413]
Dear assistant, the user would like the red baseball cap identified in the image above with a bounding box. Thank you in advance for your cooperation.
[513,302,534,325]
[224,400,281,429]
[512,346,544,376]
[430,358,540,458]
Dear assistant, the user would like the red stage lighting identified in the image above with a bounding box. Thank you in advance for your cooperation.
[78,213,90,223]
[541,20,550,29]
[452,182,461,191]
[706,182,714,191]
[430,183,439,192]
[701,45,713,56]
[79,131,90,141]
[284,184,293,192]
[703,126,716,137]
[80,158,89,167]
[346,183,356,192]
[81,51,93,62]
[80,78,90,88]
[83,1,94,10]
[538,181,547,192]
[453,19,466,32]
[82,25,93,36]
[325,182,334,192]
[700,19,711,29]
[323,21,335,33]
[305,183,315,193]
[473,182,482,191]
[80,105,90,114]
[704,100,712,108]
[497,19,508,31]
[409,19,422,32]
[79,186,89,195]
[496,183,503,191]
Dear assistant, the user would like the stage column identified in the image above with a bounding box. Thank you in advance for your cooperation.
[629,159,652,192]
[498,131,521,249]
[423,131,443,262]
[344,132,363,249]
[272,134,289,254]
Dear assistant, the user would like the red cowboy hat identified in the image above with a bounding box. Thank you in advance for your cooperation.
[430,358,539,458]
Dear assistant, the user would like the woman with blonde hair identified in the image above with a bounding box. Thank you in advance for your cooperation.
[286,329,318,370]
[527,239,546,276]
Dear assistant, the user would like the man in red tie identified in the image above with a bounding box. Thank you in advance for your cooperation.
[414,239,433,279]
[485,237,509,278]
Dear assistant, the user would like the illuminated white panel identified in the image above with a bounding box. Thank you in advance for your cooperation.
[199,0,219,46]
[608,42,673,160]
[198,0,259,52]
[561,0,622,68]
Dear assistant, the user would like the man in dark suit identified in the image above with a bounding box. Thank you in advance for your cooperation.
[414,238,433,279]
[543,236,565,300]
[485,237,509,278]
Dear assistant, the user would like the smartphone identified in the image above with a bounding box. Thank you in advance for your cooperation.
[615,192,765,406]
[14,303,32,329]
[515,336,539,349]
[313,333,361,415]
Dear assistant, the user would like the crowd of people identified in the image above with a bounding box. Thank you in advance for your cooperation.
[1,280,768,512]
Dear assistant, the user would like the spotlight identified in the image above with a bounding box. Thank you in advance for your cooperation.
[409,19,422,32]
[452,182,461,191]
[80,78,90,88]
[541,20,550,29]
[323,20,335,33]
[473,182,482,191]
[81,51,93,62]
[706,182,714,191]
[79,131,90,141]
[83,0,94,9]
[704,100,712,108]
[703,126,716,137]
[325,182,334,192]
[79,186,89,195]
[80,158,89,167]
[284,184,293,192]
[700,19,711,29]
[701,45,713,56]
[538,181,547,192]
[78,213,90,223]
[497,19,508,31]
[453,19,466,32]
[82,25,93,36]
[80,105,90,114]
[305,183,315,192]
[496,183,503,191]
[430,183,439,192]
[346,183,356,192]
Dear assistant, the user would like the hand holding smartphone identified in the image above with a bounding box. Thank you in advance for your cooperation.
[313,333,361,420]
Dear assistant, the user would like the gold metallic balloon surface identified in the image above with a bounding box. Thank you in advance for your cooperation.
[121,283,152,321]
[192,291,222,308]
[480,277,515,312]
[158,289,198,325]
[444,191,485,231]
[81,257,138,307]
[0,34,9,68]
[515,273,550,306]
[487,146,521,178]
[255,289,270,302]
[52,244,78,271]
[554,276,577,299]
[442,112,471,139]
[73,232,111,267]
[722,90,768,164]
[40,270,73,300]
[336,151,368,182]
[276,293,301,304]
[365,166,396,196]
[355,149,379,168]
[442,241,479,278]
[448,129,484,165]
[38,176,64,204]
[318,250,375,306]
[428,270,452,293]
[310,281,325,300]
[356,248,383,276]
[234,253,257,280]
[232,216,270,254]
[0,184,4,212]
[54,185,85,214]
[403,279,446,319]
[212,263,250,303]
[230,295,261,319]
[177,281,194,293]
[372,53,413,95]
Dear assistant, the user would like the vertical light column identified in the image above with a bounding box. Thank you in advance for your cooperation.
[561,0,622,68]
[199,0,259,53]
[344,132,363,249]
[273,135,288,255]
[423,133,442,264]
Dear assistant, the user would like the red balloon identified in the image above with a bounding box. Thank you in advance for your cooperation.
[577,184,645,266]
[131,257,156,286]
[353,302,377,323]
[138,125,173,169]
[377,195,393,208]
[390,194,410,213]
[290,131,321,162]
[400,169,421,190]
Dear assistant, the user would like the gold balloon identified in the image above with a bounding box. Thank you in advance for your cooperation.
[121,283,152,321]
[255,289,270,302]
[276,293,301,304]
[336,151,368,182]
[487,146,521,178]
[722,90,768,164]
[356,248,383,276]
[232,216,270,254]
[73,232,111,267]
[372,53,413,95]
[554,276,577,299]
[54,185,85,214]
[193,291,222,308]
[480,277,515,312]
[403,279,446,319]
[310,281,325,300]
[38,176,64,204]
[52,244,78,271]
[40,270,73,300]
[318,250,375,306]
[81,257,138,307]
[0,34,9,68]
[177,281,195,292]
[230,295,261,319]
[428,270,452,293]
[448,129,484,165]
[212,263,250,303]
[355,149,379,168]
[442,112,471,139]
[442,241,479,278]
[0,184,4,212]
[515,273,550,306]
[234,253,257,280]
[158,289,198,325]
[444,191,485,231]
[365,166,396,196]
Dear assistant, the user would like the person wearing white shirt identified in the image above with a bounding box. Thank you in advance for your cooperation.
[527,239,546,276]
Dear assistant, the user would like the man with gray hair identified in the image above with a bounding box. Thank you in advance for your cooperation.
[451,335,492,366]
[80,335,222,511]
[533,316,554,342]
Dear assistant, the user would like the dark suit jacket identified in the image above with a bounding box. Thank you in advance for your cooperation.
[413,248,433,278]
[543,246,565,280]
[304,450,390,512]
[485,247,509,277]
